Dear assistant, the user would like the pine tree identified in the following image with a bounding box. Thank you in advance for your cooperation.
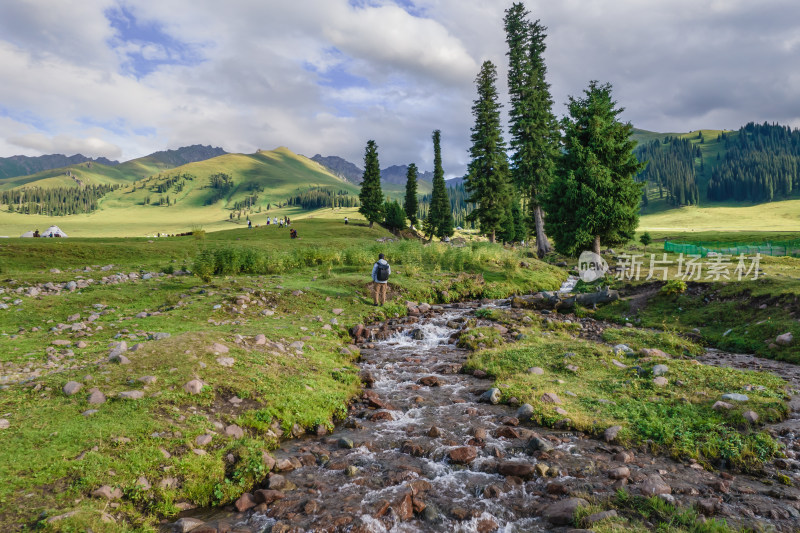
[404,163,419,227]
[504,3,558,257]
[544,81,644,256]
[464,61,512,244]
[358,140,384,229]
[425,130,454,240]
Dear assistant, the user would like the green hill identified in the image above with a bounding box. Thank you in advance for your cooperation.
[0,147,427,237]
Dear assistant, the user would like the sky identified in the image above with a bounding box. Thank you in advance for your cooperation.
[1,0,799,177]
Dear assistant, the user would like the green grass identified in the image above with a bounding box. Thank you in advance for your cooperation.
[464,313,786,471]
[0,219,564,531]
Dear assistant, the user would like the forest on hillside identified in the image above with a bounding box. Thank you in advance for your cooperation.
[707,122,800,202]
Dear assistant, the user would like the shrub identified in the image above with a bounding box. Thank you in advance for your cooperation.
[660,279,687,295]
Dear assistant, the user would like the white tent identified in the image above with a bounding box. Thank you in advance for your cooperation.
[41,226,68,238]
[20,231,35,238]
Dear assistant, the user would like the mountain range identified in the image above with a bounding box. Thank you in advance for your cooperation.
[309,154,435,186]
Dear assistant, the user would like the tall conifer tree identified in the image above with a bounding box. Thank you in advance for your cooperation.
[464,61,512,244]
[504,3,559,257]
[425,130,454,240]
[358,140,384,229]
[404,163,419,227]
[544,81,644,255]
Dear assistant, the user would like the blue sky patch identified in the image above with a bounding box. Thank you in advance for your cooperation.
[105,6,203,78]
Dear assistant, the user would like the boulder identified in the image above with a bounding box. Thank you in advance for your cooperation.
[742,410,759,423]
[480,388,502,404]
[604,425,623,443]
[712,401,734,411]
[235,492,258,512]
[172,518,206,533]
[776,332,794,346]
[498,462,535,479]
[516,403,535,421]
[88,390,106,404]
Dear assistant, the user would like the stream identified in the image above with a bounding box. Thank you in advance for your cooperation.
[167,300,800,533]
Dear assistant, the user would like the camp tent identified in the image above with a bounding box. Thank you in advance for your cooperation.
[20,231,35,238]
[41,226,68,238]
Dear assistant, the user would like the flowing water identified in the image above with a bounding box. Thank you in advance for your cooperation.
[170,301,800,533]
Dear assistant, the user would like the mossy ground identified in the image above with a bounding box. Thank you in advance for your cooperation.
[463,309,787,472]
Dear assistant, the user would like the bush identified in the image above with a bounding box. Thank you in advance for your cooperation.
[660,279,687,295]
[383,200,407,232]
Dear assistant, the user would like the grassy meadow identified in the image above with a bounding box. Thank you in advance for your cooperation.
[0,218,565,531]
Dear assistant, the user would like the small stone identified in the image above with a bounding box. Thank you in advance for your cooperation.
[776,332,794,346]
[118,390,144,400]
[527,436,554,453]
[0,419,9,430]
[172,518,205,532]
[449,446,478,464]
[743,410,759,423]
[216,357,235,367]
[712,401,734,410]
[721,393,749,402]
[338,437,354,449]
[254,334,267,345]
[540,392,562,404]
[639,473,671,495]
[516,403,534,420]
[91,485,123,500]
[63,381,83,396]
[543,497,589,525]
[225,424,244,439]
[210,342,229,353]
[136,476,151,490]
[528,367,544,375]
[652,364,669,376]
[480,388,501,404]
[235,492,258,512]
[195,434,213,446]
[88,390,106,404]
[585,510,618,525]
[604,425,623,442]
[332,308,344,315]
[138,376,157,385]
[183,380,204,394]
[653,376,668,387]
[608,466,630,479]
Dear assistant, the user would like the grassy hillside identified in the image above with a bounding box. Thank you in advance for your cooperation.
[0,147,428,237]
[639,198,800,233]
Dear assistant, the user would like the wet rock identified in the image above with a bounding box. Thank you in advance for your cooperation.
[498,462,535,479]
[604,425,623,442]
[546,482,570,495]
[527,436,554,453]
[472,369,488,378]
[368,411,394,422]
[639,473,671,495]
[494,426,521,439]
[401,441,425,457]
[63,381,83,396]
[697,498,719,516]
[338,437,354,449]
[542,497,589,525]
[418,376,442,387]
[359,370,375,387]
[516,403,534,421]
[268,474,288,490]
[234,492,257,512]
[480,388,501,404]
[421,502,442,523]
[172,518,205,532]
[614,451,633,463]
[449,446,478,464]
[540,392,562,404]
[427,426,443,438]
[363,390,394,410]
[254,489,285,504]
[395,492,414,520]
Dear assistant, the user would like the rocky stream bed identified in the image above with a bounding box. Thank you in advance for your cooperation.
[163,299,800,533]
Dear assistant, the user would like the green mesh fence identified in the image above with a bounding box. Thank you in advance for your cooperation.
[664,240,800,258]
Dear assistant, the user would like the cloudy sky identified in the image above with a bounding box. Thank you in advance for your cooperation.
[1,0,799,176]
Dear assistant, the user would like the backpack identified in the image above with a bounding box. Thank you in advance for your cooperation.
[375,261,390,282]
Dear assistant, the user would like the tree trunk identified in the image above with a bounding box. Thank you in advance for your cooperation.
[533,204,551,258]
[369,220,374,229]
[592,235,601,255]
[489,230,495,244]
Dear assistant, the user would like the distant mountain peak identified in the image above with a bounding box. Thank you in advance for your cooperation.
[146,145,227,166]
[310,154,433,185]
[0,153,120,181]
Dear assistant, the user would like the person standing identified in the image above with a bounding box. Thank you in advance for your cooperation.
[371,253,390,306]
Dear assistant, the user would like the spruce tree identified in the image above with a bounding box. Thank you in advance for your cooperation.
[464,61,512,244]
[358,140,384,229]
[404,163,419,227]
[504,3,558,257]
[544,81,644,256]
[426,130,454,240]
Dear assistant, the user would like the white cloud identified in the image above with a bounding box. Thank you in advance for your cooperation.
[0,0,799,175]
[8,133,122,159]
